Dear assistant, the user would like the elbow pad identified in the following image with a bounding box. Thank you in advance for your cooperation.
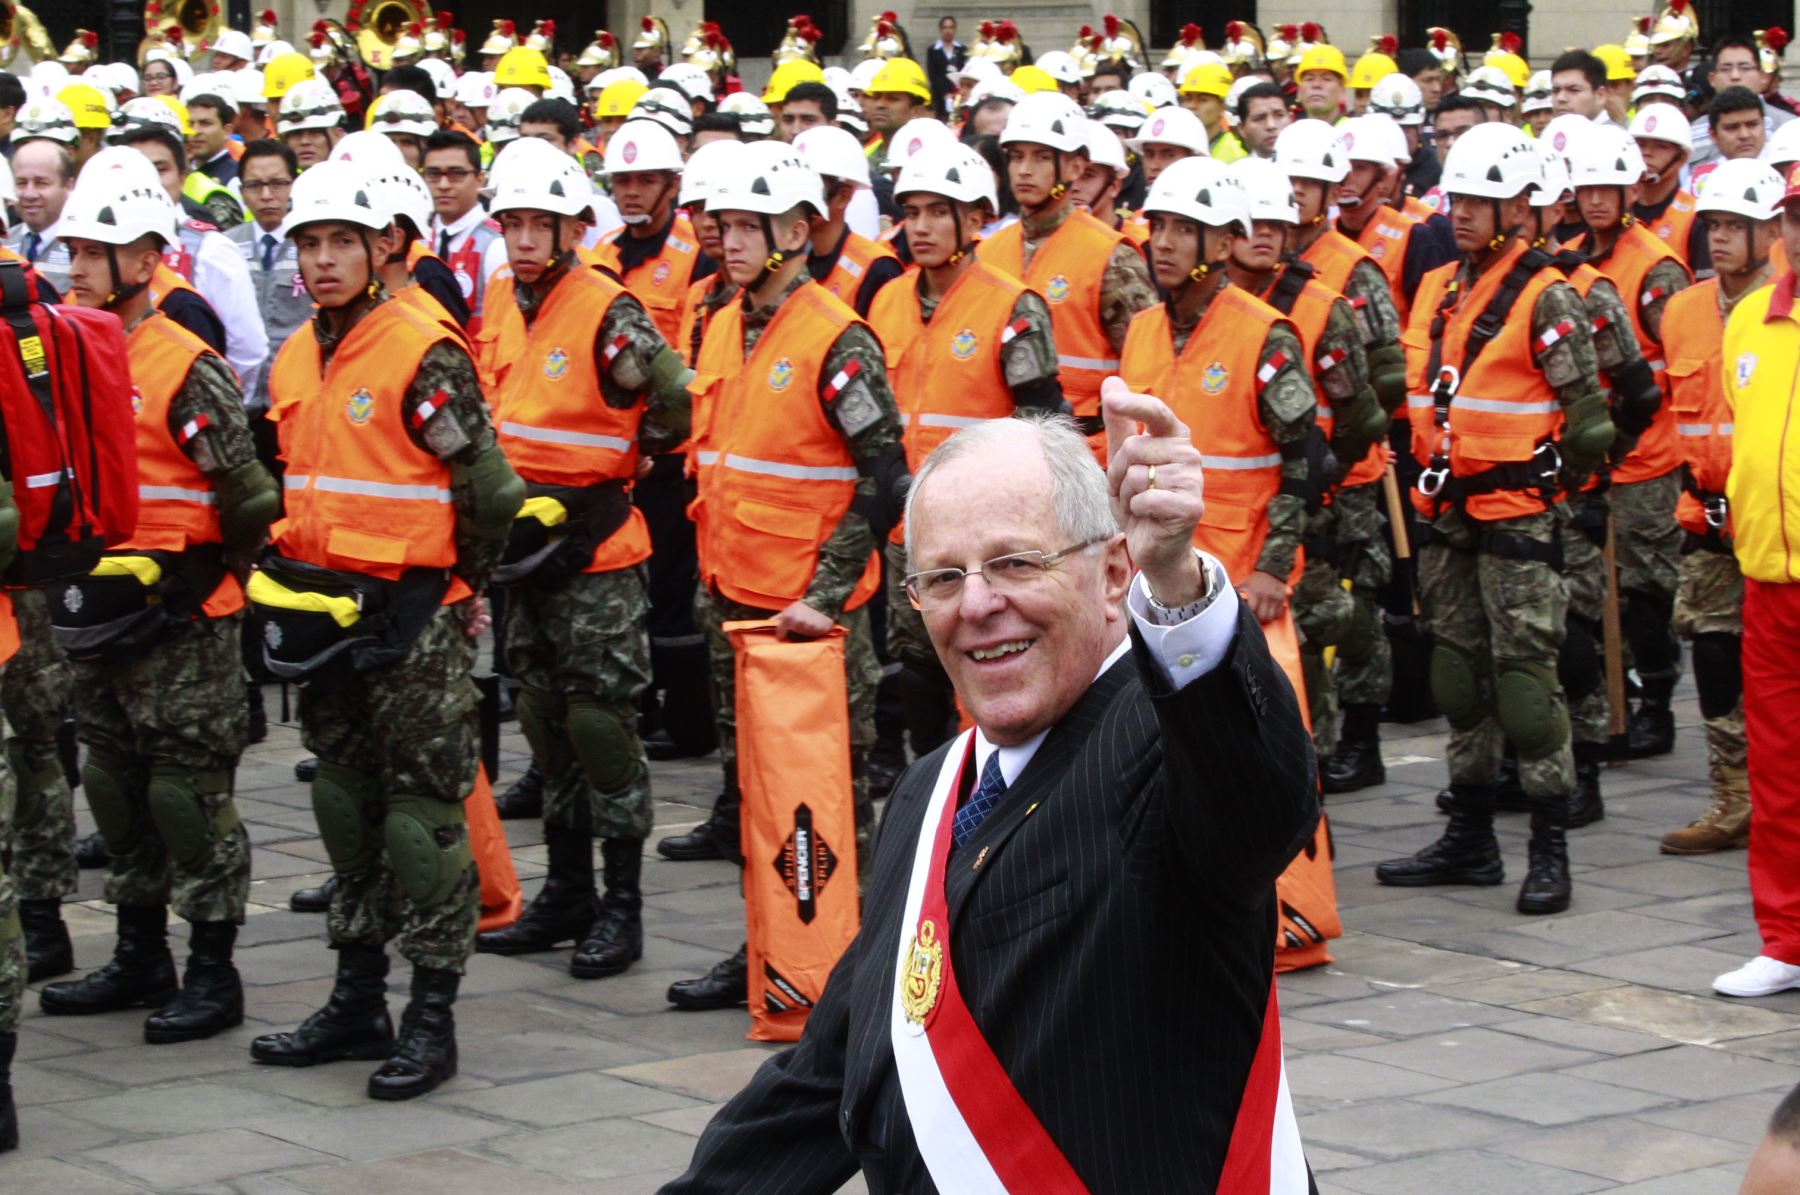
[649,344,695,406]
[215,460,281,553]
[1329,385,1389,465]
[1559,391,1616,478]
[1277,428,1339,513]
[0,478,17,574]
[1607,356,1661,437]
[451,443,526,546]
[854,441,911,543]
[1009,374,1070,416]
[1366,344,1408,415]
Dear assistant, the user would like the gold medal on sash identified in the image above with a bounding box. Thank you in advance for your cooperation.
[900,919,945,1026]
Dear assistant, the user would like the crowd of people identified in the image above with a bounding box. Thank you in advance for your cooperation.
[0,2,1796,1182]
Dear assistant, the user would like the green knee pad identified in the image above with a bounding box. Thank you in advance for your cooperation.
[566,696,642,795]
[310,760,383,874]
[515,684,573,779]
[1496,661,1570,761]
[83,745,142,854]
[146,768,240,869]
[383,794,471,908]
[1429,641,1488,731]
[1335,597,1381,668]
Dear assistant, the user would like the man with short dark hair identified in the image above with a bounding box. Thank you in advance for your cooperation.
[1711,86,1770,164]
[1236,82,1291,159]
[520,97,600,180]
[777,81,836,142]
[690,112,741,149]
[227,140,309,409]
[1693,38,1794,167]
[422,130,497,324]
[1549,51,1609,120]
[185,93,239,186]
[380,64,438,108]
[1089,61,1127,97]
[1398,48,1446,108]
[0,71,26,150]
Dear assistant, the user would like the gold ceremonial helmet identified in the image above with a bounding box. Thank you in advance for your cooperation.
[576,29,618,70]
[1220,20,1265,70]
[1086,13,1143,74]
[1759,27,1790,77]
[773,15,822,66]
[859,10,910,61]
[141,0,221,63]
[346,0,428,70]
[1649,0,1699,47]
[1426,27,1462,74]
[683,21,735,77]
[0,2,58,67]
[252,7,278,45]
[633,15,671,59]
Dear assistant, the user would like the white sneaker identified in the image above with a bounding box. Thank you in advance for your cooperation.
[1713,955,1800,998]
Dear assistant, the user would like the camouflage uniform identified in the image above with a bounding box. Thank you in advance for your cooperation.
[72,348,258,924]
[1012,202,1159,358]
[2,587,74,902]
[0,684,22,1035]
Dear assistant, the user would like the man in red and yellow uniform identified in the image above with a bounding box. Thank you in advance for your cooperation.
[793,124,904,317]
[468,138,693,979]
[597,119,711,346]
[245,159,523,1100]
[42,149,278,1042]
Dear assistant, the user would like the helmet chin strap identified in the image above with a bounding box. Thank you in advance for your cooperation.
[102,244,151,308]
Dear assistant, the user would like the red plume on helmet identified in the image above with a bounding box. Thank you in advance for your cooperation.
[260,8,276,23]
[146,0,162,16]
[998,21,1018,42]
[598,31,615,49]
[82,29,98,48]
[1431,29,1448,50]
[406,22,422,37]
[308,30,326,49]
[1301,22,1321,41]
[1378,33,1398,55]
[1079,25,1093,40]
[436,10,452,26]
[1104,13,1120,38]
[979,20,994,39]
[1670,0,1689,15]
[540,19,555,38]
[1226,20,1245,40]
[640,15,655,32]
[165,21,185,40]
[1280,24,1299,42]
[497,19,515,37]
[453,30,464,44]
[1499,31,1521,53]
[1768,26,1792,52]
[1180,22,1201,46]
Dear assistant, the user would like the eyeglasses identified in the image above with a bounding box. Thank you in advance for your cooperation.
[422,167,479,183]
[241,179,293,194]
[904,537,1110,609]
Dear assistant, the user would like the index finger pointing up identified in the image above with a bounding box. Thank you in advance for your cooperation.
[1102,377,1187,449]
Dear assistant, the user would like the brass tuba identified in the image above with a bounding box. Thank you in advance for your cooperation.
[142,0,224,62]
[0,1,57,67]
[346,0,428,70]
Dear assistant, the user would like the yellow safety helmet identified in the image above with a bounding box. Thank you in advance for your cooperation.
[1009,64,1059,95]
[1294,44,1349,83]
[56,82,113,130]
[1178,61,1233,98]
[1350,51,1398,91]
[493,46,552,90]
[867,56,930,101]
[1591,44,1636,83]
[762,58,826,104]
[1483,34,1530,88]
[262,52,316,101]
[594,79,648,119]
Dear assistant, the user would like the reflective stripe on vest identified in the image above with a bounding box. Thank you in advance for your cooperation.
[721,454,860,482]
[499,420,633,452]
[284,474,452,502]
[1586,222,1692,485]
[139,485,215,504]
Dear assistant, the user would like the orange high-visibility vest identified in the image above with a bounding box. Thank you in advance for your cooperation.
[979,208,1128,421]
[1403,244,1566,521]
[150,262,201,318]
[1299,226,1373,296]
[1662,280,1733,537]
[1260,268,1387,490]
[691,280,881,611]
[486,265,651,572]
[0,592,18,665]
[267,299,462,584]
[869,260,1030,545]
[1641,190,1697,259]
[1577,222,1691,485]
[602,212,702,345]
[1402,195,1436,224]
[817,229,899,310]
[678,273,733,366]
[1120,287,1302,585]
[1350,205,1420,326]
[1117,212,1149,245]
[124,315,241,616]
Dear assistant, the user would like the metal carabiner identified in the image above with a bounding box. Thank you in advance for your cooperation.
[1705,497,1729,530]
[1417,466,1449,498]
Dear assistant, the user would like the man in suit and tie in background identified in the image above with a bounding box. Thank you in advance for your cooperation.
[664,379,1319,1193]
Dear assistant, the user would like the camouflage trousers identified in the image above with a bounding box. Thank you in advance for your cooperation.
[1294,482,1395,752]
[0,663,22,1034]
[299,606,480,973]
[694,585,878,875]
[3,587,74,901]
[1419,508,1576,798]
[1561,491,1613,749]
[1674,545,1747,773]
[72,614,251,923]
[1612,472,1685,687]
[504,567,653,840]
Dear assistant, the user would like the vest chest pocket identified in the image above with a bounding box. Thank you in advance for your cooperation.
[1197,498,1254,531]
[1665,358,1709,415]
[327,526,410,568]
[734,499,825,542]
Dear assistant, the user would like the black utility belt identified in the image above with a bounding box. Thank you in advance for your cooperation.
[246,554,449,683]
[50,546,227,661]
[492,479,631,588]
[1414,520,1564,568]
[1416,439,1562,508]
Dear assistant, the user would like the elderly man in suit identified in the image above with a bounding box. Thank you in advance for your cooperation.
[663,376,1320,1193]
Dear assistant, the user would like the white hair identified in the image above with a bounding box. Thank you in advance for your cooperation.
[904,412,1119,567]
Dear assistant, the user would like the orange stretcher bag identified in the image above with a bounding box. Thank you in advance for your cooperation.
[727,620,861,1043]
[1261,610,1342,972]
[468,764,522,932]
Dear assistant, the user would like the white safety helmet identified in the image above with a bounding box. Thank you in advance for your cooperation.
[1693,159,1785,221]
[211,29,255,63]
[1274,118,1350,183]
[484,87,536,143]
[255,39,294,67]
[602,118,685,175]
[60,147,178,247]
[895,140,999,212]
[487,135,600,222]
[882,117,955,174]
[1628,104,1692,152]
[1230,156,1299,224]
[1632,65,1685,104]
[98,62,141,98]
[1461,65,1519,108]
[10,97,78,145]
[280,159,392,238]
[1440,121,1541,199]
[1035,50,1082,86]
[418,57,457,102]
[456,71,497,110]
[276,79,345,134]
[999,90,1087,154]
[1521,70,1552,116]
[657,63,712,106]
[718,92,773,138]
[0,155,12,209]
[711,140,825,217]
[29,60,69,91]
[1567,124,1644,188]
[107,96,185,143]
[1128,71,1177,111]
[833,85,868,135]
[952,57,1001,89]
[1538,113,1592,159]
[631,87,695,139]
[1084,123,1128,175]
[328,130,432,237]
[367,89,437,137]
[1767,118,1800,169]
[967,78,1026,110]
[1143,156,1250,235]
[545,66,576,106]
[847,58,885,94]
[231,69,267,111]
[793,124,873,188]
[1128,105,1208,154]
[678,137,749,208]
[1090,88,1149,132]
[1530,144,1572,209]
[1369,73,1425,126]
[1339,113,1409,166]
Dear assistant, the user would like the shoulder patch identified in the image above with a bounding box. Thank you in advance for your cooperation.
[185,218,218,233]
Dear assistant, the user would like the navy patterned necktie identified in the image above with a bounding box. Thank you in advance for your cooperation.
[953,751,1007,848]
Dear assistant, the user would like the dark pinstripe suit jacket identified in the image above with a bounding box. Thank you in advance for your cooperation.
[665,604,1320,1194]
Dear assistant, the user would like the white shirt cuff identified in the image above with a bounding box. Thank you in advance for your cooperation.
[1126,551,1240,690]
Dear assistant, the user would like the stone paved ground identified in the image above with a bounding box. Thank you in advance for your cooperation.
[3,675,1792,1193]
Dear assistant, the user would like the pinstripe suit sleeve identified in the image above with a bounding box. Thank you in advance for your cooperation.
[1136,603,1320,902]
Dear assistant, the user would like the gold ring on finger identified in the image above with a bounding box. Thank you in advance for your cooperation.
[1146,463,1157,490]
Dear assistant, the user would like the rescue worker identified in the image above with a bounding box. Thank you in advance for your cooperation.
[1126,104,1209,192]
[1655,160,1782,854]
[327,131,470,328]
[672,139,749,367]
[1375,123,1615,916]
[1178,61,1243,160]
[40,148,279,1042]
[984,92,1157,452]
[792,124,904,317]
[1567,123,1692,759]
[276,79,346,170]
[0,529,22,1153]
[597,118,708,345]
[245,159,523,1099]
[468,138,692,976]
[1629,105,1706,271]
[868,139,1064,758]
[1070,123,1142,245]
[664,142,905,1011]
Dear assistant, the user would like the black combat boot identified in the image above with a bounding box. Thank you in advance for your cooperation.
[246,682,267,745]
[20,898,73,982]
[289,875,337,913]
[143,920,244,1043]
[494,762,545,820]
[667,943,749,1011]
[1628,676,1677,758]
[1322,703,1386,794]
[294,757,318,782]
[657,766,741,863]
[1567,743,1606,829]
[367,967,459,1100]
[250,945,394,1066]
[40,905,179,1015]
[74,830,110,869]
[571,839,644,979]
[1376,786,1505,887]
[475,822,596,953]
[1518,798,1573,914]
[0,1031,16,1153]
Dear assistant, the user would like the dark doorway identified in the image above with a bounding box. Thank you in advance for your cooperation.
[1146,2,1258,57]
[706,0,848,59]
[1396,5,1524,62]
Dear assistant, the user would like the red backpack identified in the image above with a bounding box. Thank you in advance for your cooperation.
[0,260,139,584]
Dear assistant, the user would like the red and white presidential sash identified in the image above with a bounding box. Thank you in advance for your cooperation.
[889,730,1311,1194]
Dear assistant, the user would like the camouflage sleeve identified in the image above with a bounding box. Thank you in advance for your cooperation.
[1254,322,1318,581]
[1344,258,1403,348]
[806,323,905,620]
[166,351,258,476]
[1001,290,1059,389]
[403,339,505,583]
[201,193,244,232]
[1098,241,1159,356]
[1529,281,1602,408]
[1582,276,1643,373]
[594,289,691,453]
[1637,258,1691,349]
[1316,296,1370,403]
